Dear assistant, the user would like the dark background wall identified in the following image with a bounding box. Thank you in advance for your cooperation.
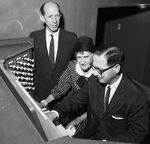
[0,0,98,41]
[1,0,150,43]
[96,5,150,87]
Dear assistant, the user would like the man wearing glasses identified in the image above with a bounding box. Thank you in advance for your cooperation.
[47,44,149,143]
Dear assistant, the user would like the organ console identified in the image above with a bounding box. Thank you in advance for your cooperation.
[0,37,71,144]
[0,37,134,144]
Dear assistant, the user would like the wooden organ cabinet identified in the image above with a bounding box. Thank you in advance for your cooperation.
[0,38,129,144]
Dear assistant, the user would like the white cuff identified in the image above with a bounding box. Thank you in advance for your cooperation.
[41,99,48,107]
[51,110,59,119]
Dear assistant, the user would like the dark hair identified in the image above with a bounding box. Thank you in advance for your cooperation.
[40,1,62,16]
[95,44,125,67]
[73,36,96,56]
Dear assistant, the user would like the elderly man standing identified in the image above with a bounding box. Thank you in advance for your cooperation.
[29,1,77,102]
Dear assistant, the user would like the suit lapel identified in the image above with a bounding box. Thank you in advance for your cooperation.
[40,29,52,70]
[40,30,48,56]
[104,75,126,115]
[89,75,105,119]
[97,83,106,118]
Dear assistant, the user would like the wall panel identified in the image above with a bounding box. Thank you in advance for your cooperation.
[0,0,98,42]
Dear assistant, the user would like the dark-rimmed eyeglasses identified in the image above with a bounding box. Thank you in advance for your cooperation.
[92,64,116,75]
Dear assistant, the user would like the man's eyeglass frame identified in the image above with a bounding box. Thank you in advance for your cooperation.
[92,64,116,75]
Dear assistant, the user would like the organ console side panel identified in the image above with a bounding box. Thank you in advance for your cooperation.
[0,62,46,144]
[0,38,69,143]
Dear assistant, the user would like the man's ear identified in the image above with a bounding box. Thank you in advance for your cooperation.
[40,15,45,23]
[114,64,121,74]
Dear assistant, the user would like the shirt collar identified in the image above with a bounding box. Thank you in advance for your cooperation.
[76,62,94,78]
[46,27,60,38]
[107,73,123,90]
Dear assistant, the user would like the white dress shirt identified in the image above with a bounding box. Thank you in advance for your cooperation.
[105,73,123,104]
[46,27,59,62]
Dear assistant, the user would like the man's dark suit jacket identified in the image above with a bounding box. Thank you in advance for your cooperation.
[53,74,150,143]
[29,28,77,101]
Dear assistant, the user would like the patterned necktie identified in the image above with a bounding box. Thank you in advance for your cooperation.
[103,86,111,113]
[49,34,54,68]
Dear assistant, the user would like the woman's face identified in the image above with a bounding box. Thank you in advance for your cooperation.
[76,51,93,71]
